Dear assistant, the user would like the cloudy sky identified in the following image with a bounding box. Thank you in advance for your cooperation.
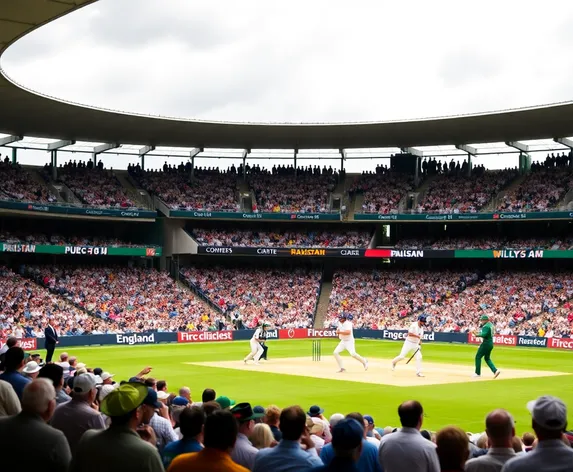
[2,0,573,170]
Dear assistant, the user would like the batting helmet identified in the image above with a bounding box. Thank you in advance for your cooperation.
[418,315,427,324]
[339,313,348,320]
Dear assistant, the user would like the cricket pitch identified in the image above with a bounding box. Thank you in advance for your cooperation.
[185,357,569,387]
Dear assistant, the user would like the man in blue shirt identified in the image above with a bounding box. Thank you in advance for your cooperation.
[253,405,323,472]
[311,419,364,472]
[320,412,383,472]
[162,406,205,468]
[0,347,31,399]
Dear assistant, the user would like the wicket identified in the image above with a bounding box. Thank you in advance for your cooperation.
[312,339,322,361]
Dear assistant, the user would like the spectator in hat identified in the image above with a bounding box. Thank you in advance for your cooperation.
[143,387,178,452]
[320,412,382,472]
[364,415,381,447]
[70,382,163,472]
[311,418,364,472]
[162,406,205,468]
[0,379,20,417]
[436,426,469,472]
[378,401,439,472]
[251,423,275,449]
[231,402,265,470]
[253,406,265,424]
[38,363,71,405]
[253,405,323,472]
[0,378,71,472]
[0,347,31,399]
[23,360,41,379]
[502,396,573,472]
[50,373,106,455]
[308,417,326,452]
[265,405,282,441]
[168,409,249,472]
[465,409,517,472]
[216,395,236,410]
[308,405,332,444]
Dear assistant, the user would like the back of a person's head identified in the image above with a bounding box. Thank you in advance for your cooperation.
[522,432,535,447]
[4,347,24,371]
[22,378,56,416]
[202,401,222,416]
[251,423,274,449]
[6,337,17,349]
[279,405,306,441]
[202,388,216,403]
[38,363,64,388]
[398,400,423,429]
[345,413,365,437]
[265,405,281,425]
[486,409,514,447]
[156,380,167,391]
[180,406,206,438]
[512,436,524,453]
[436,426,469,471]
[203,410,238,451]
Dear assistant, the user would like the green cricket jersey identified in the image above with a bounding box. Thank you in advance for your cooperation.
[478,321,494,344]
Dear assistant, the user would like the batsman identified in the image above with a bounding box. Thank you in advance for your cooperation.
[473,314,501,379]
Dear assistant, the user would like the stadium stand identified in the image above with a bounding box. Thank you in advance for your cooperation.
[180,267,321,329]
[350,170,417,214]
[394,237,573,250]
[0,162,57,203]
[0,231,155,248]
[191,229,371,248]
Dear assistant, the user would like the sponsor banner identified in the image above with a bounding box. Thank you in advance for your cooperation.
[365,249,453,258]
[198,246,365,257]
[116,333,157,345]
[517,336,548,348]
[0,243,162,257]
[468,333,517,346]
[548,337,573,350]
[0,200,156,219]
[0,338,37,351]
[354,211,573,222]
[278,328,338,339]
[170,210,340,221]
[177,331,234,343]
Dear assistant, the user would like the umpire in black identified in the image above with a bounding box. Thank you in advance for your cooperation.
[260,322,269,361]
[44,318,59,363]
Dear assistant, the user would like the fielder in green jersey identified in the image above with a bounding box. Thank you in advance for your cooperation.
[473,315,501,378]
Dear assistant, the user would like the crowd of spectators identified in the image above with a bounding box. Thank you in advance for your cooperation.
[248,166,338,214]
[350,169,417,214]
[325,270,479,330]
[497,165,573,212]
[418,168,518,214]
[394,237,573,250]
[192,229,371,248]
[0,267,107,340]
[24,266,221,334]
[132,167,240,212]
[0,354,570,472]
[0,231,154,248]
[55,161,137,209]
[181,267,321,329]
[0,160,57,203]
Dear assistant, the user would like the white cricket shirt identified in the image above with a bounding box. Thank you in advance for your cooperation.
[338,320,354,341]
[405,322,424,344]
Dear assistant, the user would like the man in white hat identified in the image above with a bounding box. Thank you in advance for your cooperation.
[22,361,41,380]
[50,373,106,455]
[502,396,573,472]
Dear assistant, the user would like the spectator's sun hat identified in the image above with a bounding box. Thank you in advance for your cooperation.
[527,395,567,431]
[93,368,103,377]
[231,403,264,422]
[101,372,114,381]
[23,361,41,374]
[307,405,324,417]
[332,419,363,450]
[73,373,97,394]
[94,375,103,385]
[172,396,190,406]
[100,382,148,417]
[364,415,374,425]
[253,405,265,415]
[215,396,236,409]
[157,390,170,401]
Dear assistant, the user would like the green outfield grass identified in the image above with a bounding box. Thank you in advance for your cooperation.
[64,339,573,434]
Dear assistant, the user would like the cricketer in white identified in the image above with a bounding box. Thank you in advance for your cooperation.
[391,315,427,377]
[333,314,368,373]
[244,324,266,365]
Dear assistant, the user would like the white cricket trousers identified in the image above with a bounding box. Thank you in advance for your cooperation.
[245,340,264,362]
[333,339,366,369]
[392,340,423,374]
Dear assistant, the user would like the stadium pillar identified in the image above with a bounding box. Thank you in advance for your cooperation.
[51,150,57,180]
[92,152,97,168]
[190,155,194,181]
[415,156,419,183]
[11,147,17,165]
[294,149,298,177]
[242,149,250,181]
[467,153,472,177]
[339,149,347,172]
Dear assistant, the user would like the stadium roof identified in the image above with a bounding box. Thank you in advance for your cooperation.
[3,2,573,151]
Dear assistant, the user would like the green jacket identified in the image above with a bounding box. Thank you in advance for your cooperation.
[477,322,494,344]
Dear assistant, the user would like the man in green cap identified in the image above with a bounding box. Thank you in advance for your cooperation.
[70,382,164,472]
[473,315,501,379]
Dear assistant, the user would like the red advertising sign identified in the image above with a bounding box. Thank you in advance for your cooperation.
[548,337,573,350]
[0,338,37,351]
[467,333,517,346]
[177,331,233,343]
[278,328,337,339]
